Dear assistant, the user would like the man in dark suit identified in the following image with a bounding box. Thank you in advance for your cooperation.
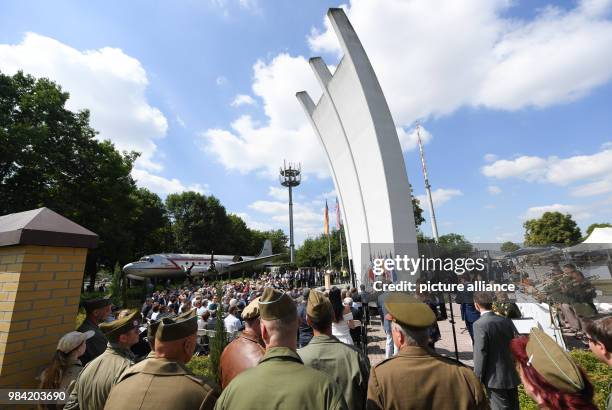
[473,291,520,410]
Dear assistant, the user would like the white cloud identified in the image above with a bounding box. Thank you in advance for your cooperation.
[482,146,612,196]
[484,153,498,163]
[268,186,287,200]
[571,176,612,197]
[417,188,463,208]
[523,203,592,220]
[231,94,257,107]
[202,1,612,180]
[202,54,329,178]
[176,116,186,128]
[482,156,549,181]
[131,169,208,196]
[309,0,612,120]
[247,198,328,244]
[397,125,432,152]
[317,189,337,200]
[216,76,228,86]
[211,0,261,15]
[488,185,502,194]
[231,212,273,232]
[495,232,521,242]
[0,33,168,172]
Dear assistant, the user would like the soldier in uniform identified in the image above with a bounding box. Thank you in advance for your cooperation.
[77,297,112,365]
[367,293,489,410]
[219,297,265,388]
[104,310,220,410]
[64,310,142,410]
[215,288,348,410]
[299,290,371,410]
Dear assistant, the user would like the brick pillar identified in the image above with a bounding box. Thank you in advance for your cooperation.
[0,208,97,388]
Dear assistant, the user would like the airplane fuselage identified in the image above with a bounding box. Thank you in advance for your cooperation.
[123,254,254,278]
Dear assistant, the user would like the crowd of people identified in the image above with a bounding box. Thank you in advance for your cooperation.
[36,269,611,410]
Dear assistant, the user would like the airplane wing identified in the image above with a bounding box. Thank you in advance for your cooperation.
[225,253,284,272]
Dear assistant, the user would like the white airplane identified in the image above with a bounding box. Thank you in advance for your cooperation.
[123,240,282,280]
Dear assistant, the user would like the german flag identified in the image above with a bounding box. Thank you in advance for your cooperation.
[324,200,329,235]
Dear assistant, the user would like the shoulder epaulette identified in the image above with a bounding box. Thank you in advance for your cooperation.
[185,374,205,385]
[373,355,397,369]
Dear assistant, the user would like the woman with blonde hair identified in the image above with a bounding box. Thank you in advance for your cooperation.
[38,330,94,409]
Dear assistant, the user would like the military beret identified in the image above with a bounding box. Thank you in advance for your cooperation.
[384,292,436,328]
[259,288,296,321]
[526,328,585,393]
[82,297,111,312]
[100,310,141,342]
[242,297,260,320]
[307,290,333,323]
[155,309,198,342]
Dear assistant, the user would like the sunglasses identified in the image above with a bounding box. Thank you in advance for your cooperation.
[579,334,597,344]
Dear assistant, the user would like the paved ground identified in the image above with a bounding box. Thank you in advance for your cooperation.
[366,302,475,368]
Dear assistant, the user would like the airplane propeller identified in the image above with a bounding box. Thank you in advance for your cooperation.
[208,251,217,273]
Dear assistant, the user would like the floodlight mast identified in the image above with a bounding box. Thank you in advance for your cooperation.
[280,161,301,263]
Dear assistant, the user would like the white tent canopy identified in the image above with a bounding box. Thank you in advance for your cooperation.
[583,227,612,243]
[565,227,612,252]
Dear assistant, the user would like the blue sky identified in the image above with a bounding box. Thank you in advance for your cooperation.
[1,0,612,245]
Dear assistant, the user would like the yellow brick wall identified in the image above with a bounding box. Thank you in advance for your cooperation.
[0,245,87,388]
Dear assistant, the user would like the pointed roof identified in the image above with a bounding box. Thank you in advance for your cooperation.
[0,207,98,248]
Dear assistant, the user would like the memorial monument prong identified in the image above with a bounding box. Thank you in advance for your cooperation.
[296,8,419,287]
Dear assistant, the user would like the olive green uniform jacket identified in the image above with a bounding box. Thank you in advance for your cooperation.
[64,344,135,410]
[298,334,370,410]
[367,346,489,410]
[104,357,220,410]
[215,347,348,410]
[77,318,108,366]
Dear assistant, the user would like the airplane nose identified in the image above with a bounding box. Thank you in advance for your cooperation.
[123,262,134,273]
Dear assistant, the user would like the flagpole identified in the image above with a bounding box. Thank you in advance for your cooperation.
[327,232,332,269]
[338,228,345,272]
[324,200,332,270]
[336,198,345,273]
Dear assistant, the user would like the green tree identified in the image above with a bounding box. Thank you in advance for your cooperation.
[585,222,612,238]
[523,212,582,246]
[410,186,425,228]
[296,227,348,269]
[0,71,140,288]
[209,285,228,386]
[129,188,173,256]
[250,229,288,255]
[438,233,473,257]
[165,192,232,254]
[500,241,520,253]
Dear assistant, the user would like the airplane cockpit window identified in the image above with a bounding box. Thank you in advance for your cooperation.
[148,258,154,263]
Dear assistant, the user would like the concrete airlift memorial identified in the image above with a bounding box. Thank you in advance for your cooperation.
[296,8,420,288]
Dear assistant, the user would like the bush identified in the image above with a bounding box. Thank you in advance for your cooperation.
[208,285,228,386]
[570,349,611,409]
[79,291,106,304]
[518,349,611,409]
[186,355,214,380]
[75,309,86,329]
